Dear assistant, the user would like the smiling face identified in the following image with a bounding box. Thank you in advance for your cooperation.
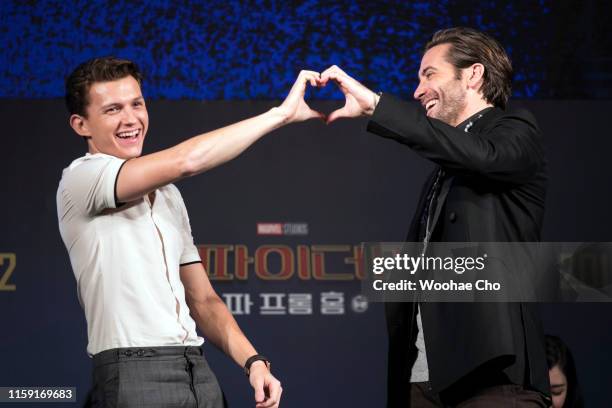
[413,43,468,127]
[70,75,148,159]
[549,365,568,408]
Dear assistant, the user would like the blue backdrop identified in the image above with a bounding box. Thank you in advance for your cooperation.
[0,0,593,99]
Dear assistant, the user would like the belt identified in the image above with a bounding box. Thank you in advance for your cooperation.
[93,345,203,367]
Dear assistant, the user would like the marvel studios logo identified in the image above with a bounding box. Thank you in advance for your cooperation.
[256,223,309,236]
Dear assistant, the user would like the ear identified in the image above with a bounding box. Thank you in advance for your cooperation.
[466,63,485,91]
[69,114,91,138]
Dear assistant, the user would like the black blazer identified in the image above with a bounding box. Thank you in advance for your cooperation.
[367,94,550,406]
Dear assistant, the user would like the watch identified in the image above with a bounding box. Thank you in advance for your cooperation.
[244,354,271,377]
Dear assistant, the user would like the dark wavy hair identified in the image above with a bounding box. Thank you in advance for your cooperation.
[425,27,513,109]
[546,335,584,408]
[65,56,142,117]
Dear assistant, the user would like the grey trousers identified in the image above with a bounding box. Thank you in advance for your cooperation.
[89,346,224,408]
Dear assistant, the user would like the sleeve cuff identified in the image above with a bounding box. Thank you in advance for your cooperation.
[113,160,129,208]
[180,260,203,267]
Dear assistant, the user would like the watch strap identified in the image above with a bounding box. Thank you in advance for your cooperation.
[244,354,270,377]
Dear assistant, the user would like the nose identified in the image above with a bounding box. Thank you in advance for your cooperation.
[413,81,425,101]
[121,106,137,125]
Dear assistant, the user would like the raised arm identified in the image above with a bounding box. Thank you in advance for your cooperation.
[320,65,544,183]
[116,71,324,203]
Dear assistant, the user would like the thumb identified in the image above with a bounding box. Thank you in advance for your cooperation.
[253,377,266,403]
[308,108,327,121]
[326,107,348,124]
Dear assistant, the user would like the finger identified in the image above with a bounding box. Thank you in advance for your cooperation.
[298,72,321,91]
[268,380,282,406]
[252,377,265,403]
[255,394,276,408]
[311,75,326,88]
[286,71,318,103]
[307,73,323,88]
[260,386,282,408]
[320,75,350,97]
[256,397,275,408]
[255,377,281,408]
[299,70,320,84]
[276,387,283,408]
[321,65,345,78]
[315,74,325,87]
[329,64,346,75]
[255,392,275,408]
[320,65,347,83]
[299,69,320,78]
[293,70,318,86]
[320,70,340,85]
[319,69,333,85]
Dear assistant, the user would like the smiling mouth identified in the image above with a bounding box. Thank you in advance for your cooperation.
[116,129,140,140]
[424,99,438,112]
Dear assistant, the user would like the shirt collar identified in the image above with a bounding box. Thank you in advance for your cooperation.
[456,106,495,132]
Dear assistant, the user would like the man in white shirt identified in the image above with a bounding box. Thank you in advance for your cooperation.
[57,57,324,408]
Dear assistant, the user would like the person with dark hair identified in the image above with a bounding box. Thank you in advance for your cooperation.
[319,27,550,406]
[546,335,584,408]
[57,56,325,407]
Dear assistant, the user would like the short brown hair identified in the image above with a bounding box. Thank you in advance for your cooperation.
[65,57,143,117]
[426,27,513,109]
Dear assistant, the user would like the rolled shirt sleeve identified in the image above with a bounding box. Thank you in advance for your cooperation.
[61,154,127,216]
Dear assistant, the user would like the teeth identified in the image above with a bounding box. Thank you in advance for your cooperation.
[117,129,139,138]
[425,100,438,111]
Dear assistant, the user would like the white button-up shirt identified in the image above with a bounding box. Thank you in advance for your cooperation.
[57,153,204,356]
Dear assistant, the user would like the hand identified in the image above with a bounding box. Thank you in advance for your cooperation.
[320,65,380,123]
[249,361,282,408]
[278,70,325,124]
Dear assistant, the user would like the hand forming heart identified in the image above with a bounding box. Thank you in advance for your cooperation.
[279,66,379,125]
[319,65,379,124]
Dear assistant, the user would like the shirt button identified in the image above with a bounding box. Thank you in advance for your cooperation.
[449,212,457,223]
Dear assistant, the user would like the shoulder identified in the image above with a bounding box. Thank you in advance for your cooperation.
[497,106,538,125]
[480,106,540,131]
[57,153,127,215]
[61,153,124,180]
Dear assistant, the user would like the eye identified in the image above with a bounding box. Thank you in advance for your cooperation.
[105,106,120,114]
[133,100,143,107]
[551,390,563,396]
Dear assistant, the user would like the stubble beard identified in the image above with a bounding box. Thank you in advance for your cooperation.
[433,80,467,126]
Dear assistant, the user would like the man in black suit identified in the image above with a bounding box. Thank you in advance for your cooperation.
[320,27,551,407]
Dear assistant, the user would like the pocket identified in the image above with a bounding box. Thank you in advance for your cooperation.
[193,357,224,407]
[92,363,120,408]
